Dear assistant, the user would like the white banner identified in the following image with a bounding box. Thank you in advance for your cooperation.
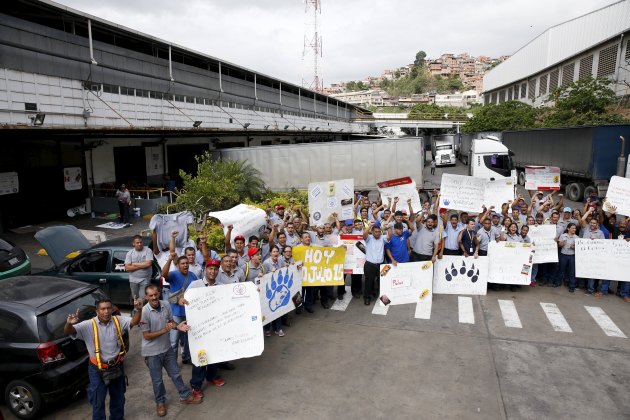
[378,261,433,306]
[433,256,488,295]
[439,174,514,213]
[528,225,559,263]
[258,265,302,325]
[209,204,268,246]
[575,238,630,281]
[604,176,630,217]
[377,177,422,214]
[185,283,264,366]
[525,166,561,191]
[63,167,82,191]
[487,241,533,285]
[308,178,354,225]
[339,234,365,274]
[0,171,19,195]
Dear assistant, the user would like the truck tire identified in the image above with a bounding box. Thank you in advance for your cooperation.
[566,183,583,202]
[583,185,597,200]
[517,170,526,186]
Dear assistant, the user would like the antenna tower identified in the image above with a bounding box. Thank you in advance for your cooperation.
[302,0,322,92]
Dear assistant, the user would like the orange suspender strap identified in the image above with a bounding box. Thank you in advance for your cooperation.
[90,316,126,369]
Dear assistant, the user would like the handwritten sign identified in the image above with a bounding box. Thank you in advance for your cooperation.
[209,204,268,247]
[575,238,630,281]
[339,234,365,274]
[377,177,422,213]
[292,246,346,286]
[433,256,488,295]
[440,174,514,212]
[185,283,264,366]
[378,261,433,306]
[525,166,561,191]
[258,265,302,325]
[487,241,533,285]
[528,225,559,263]
[308,178,354,225]
[604,176,630,217]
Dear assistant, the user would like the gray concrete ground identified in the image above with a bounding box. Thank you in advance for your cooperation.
[2,160,624,420]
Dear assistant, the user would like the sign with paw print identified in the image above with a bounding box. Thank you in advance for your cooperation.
[259,265,303,325]
[433,256,489,295]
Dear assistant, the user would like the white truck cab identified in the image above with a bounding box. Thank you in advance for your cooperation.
[434,142,456,167]
[469,137,516,181]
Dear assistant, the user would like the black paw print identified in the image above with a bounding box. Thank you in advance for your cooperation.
[444,261,479,283]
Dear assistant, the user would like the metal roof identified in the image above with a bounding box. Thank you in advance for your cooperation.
[484,0,630,92]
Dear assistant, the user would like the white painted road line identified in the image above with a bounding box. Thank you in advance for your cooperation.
[414,299,432,320]
[372,299,389,316]
[584,306,627,338]
[540,303,572,333]
[458,296,475,324]
[330,286,352,311]
[498,299,522,328]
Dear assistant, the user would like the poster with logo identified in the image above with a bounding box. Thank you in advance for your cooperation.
[525,166,561,191]
[308,178,354,226]
[377,177,422,214]
[258,265,302,325]
[339,234,365,274]
[63,167,83,191]
[378,261,433,306]
[292,245,346,286]
[0,172,19,195]
[440,174,514,213]
[433,256,488,295]
[603,176,630,217]
[487,241,533,285]
[185,282,264,366]
[527,225,559,263]
[209,204,268,246]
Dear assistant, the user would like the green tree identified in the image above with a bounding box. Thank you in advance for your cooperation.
[414,50,427,68]
[462,101,539,133]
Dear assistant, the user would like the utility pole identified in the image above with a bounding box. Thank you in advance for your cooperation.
[302,0,322,92]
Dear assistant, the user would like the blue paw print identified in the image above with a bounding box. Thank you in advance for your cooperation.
[266,269,293,312]
[443,199,450,206]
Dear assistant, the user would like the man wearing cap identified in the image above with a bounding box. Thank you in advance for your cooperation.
[363,220,386,305]
[557,206,578,234]
[269,205,286,225]
[385,221,414,265]
[243,248,265,283]
[410,213,440,262]
[389,197,413,232]
[224,225,248,268]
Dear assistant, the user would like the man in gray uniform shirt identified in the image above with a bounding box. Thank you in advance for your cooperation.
[476,218,500,256]
[410,214,441,262]
[216,255,245,285]
[125,235,154,300]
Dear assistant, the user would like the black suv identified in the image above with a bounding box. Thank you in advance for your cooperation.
[0,276,112,419]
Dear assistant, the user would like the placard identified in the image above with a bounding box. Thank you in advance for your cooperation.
[525,166,561,191]
[185,283,264,366]
[0,171,19,195]
[603,176,630,217]
[527,225,559,263]
[377,177,422,214]
[433,256,488,295]
[63,167,83,191]
[440,174,514,213]
[487,241,533,285]
[292,245,346,286]
[258,265,302,325]
[378,261,433,305]
[308,178,354,225]
[575,238,630,281]
[209,204,268,246]
[339,234,365,274]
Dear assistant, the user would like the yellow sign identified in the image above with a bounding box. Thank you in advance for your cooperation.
[292,246,346,286]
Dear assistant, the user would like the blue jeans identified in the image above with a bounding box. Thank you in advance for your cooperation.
[598,280,610,294]
[531,264,539,282]
[263,319,282,332]
[620,282,630,298]
[190,363,219,391]
[87,363,126,420]
[540,263,559,285]
[170,315,190,361]
[145,348,191,404]
[305,287,332,307]
[587,279,600,293]
[558,254,576,289]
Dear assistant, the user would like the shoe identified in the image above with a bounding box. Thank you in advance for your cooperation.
[295,306,302,315]
[352,293,361,299]
[509,285,517,292]
[282,317,292,327]
[575,286,583,290]
[364,297,371,305]
[219,361,236,370]
[338,293,344,301]
[182,391,203,403]
[584,291,593,296]
[304,306,314,313]
[182,358,191,365]
[623,297,630,303]
[546,283,554,287]
[593,292,604,297]
[275,329,285,337]
[530,281,536,287]
[321,301,331,309]
[552,284,560,288]
[157,403,167,416]
[264,330,271,337]
[569,288,575,293]
[538,281,547,287]
[209,378,226,387]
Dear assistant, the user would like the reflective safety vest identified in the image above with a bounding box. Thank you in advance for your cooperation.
[90,316,126,369]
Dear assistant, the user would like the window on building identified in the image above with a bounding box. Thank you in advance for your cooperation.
[527,79,536,100]
[597,44,618,77]
[538,74,548,96]
[549,69,559,92]
[507,87,513,101]
[484,95,490,105]
[626,39,630,62]
[562,63,575,86]
[520,83,527,98]
[579,55,593,80]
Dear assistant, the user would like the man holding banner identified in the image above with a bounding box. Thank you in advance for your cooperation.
[362,220,386,305]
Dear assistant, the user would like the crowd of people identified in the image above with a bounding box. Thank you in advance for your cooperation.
[65,188,629,419]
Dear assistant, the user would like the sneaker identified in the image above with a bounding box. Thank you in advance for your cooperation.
[529,281,536,287]
[584,291,593,296]
[187,389,204,401]
[623,297,630,303]
[182,358,191,365]
[264,330,271,337]
[593,292,605,298]
[209,378,225,387]
[338,293,344,301]
[275,329,285,337]
[304,306,314,313]
[569,288,575,293]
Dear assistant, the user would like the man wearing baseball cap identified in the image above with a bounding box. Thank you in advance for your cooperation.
[557,206,578,234]
[243,248,265,283]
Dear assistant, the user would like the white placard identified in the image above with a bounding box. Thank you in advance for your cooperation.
[0,171,19,195]
[433,256,488,295]
[525,166,561,191]
[575,238,630,281]
[528,225,559,263]
[145,145,164,177]
[440,174,514,213]
[209,204,268,246]
[377,177,422,213]
[604,176,630,217]
[258,265,302,325]
[487,241,533,285]
[63,167,83,191]
[308,178,354,225]
[185,283,264,366]
[339,234,365,274]
[378,261,433,306]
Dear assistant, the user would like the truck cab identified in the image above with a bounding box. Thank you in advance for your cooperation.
[469,138,515,180]
[434,142,456,167]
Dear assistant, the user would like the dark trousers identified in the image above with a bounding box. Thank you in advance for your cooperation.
[87,363,126,420]
[363,261,381,298]
[305,286,332,307]
[431,167,435,175]
[443,248,462,256]
[337,274,362,296]
[411,252,432,262]
[478,250,488,256]
[118,201,130,224]
[190,363,219,391]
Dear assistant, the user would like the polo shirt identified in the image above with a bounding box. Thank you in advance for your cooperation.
[460,229,477,254]
[285,232,301,247]
[504,233,523,243]
[140,301,172,357]
[443,223,464,251]
[581,228,605,240]
[243,262,265,283]
[72,315,131,361]
[308,232,331,247]
[216,267,245,285]
[411,225,440,256]
[263,258,281,272]
[385,230,411,263]
[477,227,500,251]
[365,234,386,264]
[125,247,154,284]
[168,270,197,317]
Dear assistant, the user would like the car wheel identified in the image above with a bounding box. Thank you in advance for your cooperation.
[565,183,583,202]
[5,380,42,419]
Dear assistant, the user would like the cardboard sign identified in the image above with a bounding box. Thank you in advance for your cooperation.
[308,178,354,225]
[575,238,630,281]
[528,225,559,263]
[433,256,488,295]
[487,241,533,285]
[209,204,268,247]
[185,283,264,366]
[604,176,630,217]
[258,265,303,325]
[440,174,514,213]
[339,234,366,274]
[377,177,422,214]
[525,166,561,191]
[378,261,433,306]
[292,246,346,286]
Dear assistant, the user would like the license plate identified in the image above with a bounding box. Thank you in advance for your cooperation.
[8,257,19,266]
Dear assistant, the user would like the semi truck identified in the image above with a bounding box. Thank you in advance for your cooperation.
[458,132,502,165]
[502,125,630,201]
[218,137,434,202]
[430,134,457,167]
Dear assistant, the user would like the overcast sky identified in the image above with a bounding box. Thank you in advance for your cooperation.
[55,0,615,86]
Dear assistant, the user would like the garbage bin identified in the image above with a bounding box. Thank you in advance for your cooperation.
[133,208,141,218]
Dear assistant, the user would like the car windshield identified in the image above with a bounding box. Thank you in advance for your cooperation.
[0,238,14,251]
[436,145,452,150]
[39,289,108,341]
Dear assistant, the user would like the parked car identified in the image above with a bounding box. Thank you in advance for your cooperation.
[36,226,162,305]
[0,276,114,419]
[0,237,31,280]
